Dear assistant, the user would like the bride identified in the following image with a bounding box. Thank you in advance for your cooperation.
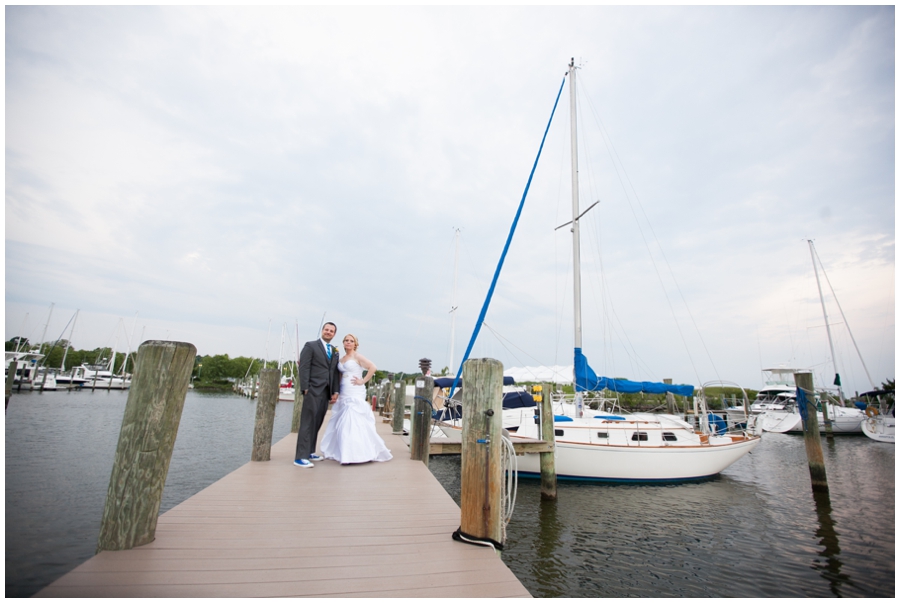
[320,334,393,464]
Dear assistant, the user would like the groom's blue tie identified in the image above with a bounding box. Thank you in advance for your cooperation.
[326,345,332,360]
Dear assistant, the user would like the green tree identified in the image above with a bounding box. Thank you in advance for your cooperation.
[5,337,29,351]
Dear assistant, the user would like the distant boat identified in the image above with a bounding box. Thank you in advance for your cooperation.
[5,350,57,390]
[859,389,895,444]
[79,364,131,390]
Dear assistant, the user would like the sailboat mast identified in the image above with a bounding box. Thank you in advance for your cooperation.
[60,310,79,371]
[568,57,584,418]
[808,240,844,403]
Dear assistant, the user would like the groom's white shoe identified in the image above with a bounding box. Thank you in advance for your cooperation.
[293,459,314,468]
[309,454,324,461]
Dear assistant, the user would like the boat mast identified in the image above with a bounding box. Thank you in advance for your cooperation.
[568,57,584,418]
[39,303,55,355]
[808,240,844,404]
[449,227,460,373]
[60,310,79,372]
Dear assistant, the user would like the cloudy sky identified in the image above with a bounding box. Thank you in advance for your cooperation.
[5,6,895,395]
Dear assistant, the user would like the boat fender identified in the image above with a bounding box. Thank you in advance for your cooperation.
[865,406,879,418]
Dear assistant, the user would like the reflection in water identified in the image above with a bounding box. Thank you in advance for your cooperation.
[532,499,565,597]
[811,488,853,596]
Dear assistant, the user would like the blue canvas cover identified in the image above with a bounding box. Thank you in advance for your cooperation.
[434,376,516,389]
[574,348,694,397]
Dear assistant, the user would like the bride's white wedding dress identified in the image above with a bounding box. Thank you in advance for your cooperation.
[320,357,393,464]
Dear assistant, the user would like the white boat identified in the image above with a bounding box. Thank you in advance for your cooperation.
[758,397,866,434]
[859,389,895,444]
[755,237,880,437]
[449,59,760,481]
[279,376,295,402]
[80,364,132,390]
[5,350,58,390]
[861,410,895,443]
[55,365,90,388]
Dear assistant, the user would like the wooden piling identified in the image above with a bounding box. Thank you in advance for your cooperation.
[457,358,504,548]
[291,386,303,434]
[794,372,829,493]
[391,380,405,434]
[821,397,834,440]
[251,369,280,462]
[5,366,13,411]
[96,341,196,553]
[538,382,557,501]
[410,375,433,466]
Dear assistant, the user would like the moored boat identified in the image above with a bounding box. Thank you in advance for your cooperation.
[444,60,760,482]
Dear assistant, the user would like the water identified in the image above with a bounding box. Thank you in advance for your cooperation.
[6,391,895,597]
[429,435,895,597]
[5,389,293,597]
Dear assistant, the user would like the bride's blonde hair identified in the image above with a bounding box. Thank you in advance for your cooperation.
[343,334,359,350]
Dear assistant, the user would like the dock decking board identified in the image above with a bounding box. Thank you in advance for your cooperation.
[36,412,531,598]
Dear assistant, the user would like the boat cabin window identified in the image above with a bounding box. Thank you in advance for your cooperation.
[662,432,678,441]
[555,429,565,437]
[631,432,649,441]
[596,432,609,438]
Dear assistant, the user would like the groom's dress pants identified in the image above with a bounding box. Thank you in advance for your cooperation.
[295,390,329,460]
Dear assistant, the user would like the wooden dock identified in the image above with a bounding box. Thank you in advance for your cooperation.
[36,413,531,597]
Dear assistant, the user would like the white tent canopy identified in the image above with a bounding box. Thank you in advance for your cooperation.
[503,365,573,385]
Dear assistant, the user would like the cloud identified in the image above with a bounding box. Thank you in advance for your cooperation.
[5,6,894,396]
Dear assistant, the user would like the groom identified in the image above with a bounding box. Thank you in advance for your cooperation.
[294,322,341,468]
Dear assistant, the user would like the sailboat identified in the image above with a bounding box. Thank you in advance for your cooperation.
[859,388,895,443]
[757,241,867,435]
[453,59,760,481]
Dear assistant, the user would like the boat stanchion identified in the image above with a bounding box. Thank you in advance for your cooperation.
[96,340,196,553]
[251,368,280,462]
[794,371,829,493]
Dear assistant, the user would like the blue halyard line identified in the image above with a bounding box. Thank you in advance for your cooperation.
[449,75,567,399]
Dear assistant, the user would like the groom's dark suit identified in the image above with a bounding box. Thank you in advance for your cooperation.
[295,338,341,461]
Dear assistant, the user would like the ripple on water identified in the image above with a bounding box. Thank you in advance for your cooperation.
[428,431,893,598]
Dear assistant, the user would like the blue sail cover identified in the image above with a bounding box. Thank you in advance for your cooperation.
[574,348,694,397]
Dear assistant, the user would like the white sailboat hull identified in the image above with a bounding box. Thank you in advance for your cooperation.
[760,405,865,434]
[513,435,760,482]
[861,415,895,443]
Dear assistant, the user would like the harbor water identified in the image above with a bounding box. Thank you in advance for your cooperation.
[6,390,895,597]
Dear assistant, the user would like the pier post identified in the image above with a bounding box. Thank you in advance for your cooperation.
[410,375,434,466]
[794,372,829,493]
[821,396,834,440]
[538,382,557,501]
[96,340,196,553]
[291,385,303,434]
[382,382,392,416]
[5,367,13,411]
[379,381,388,415]
[252,369,280,461]
[392,380,405,434]
[456,358,504,548]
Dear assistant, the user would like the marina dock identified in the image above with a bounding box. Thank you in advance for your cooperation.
[35,415,531,597]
